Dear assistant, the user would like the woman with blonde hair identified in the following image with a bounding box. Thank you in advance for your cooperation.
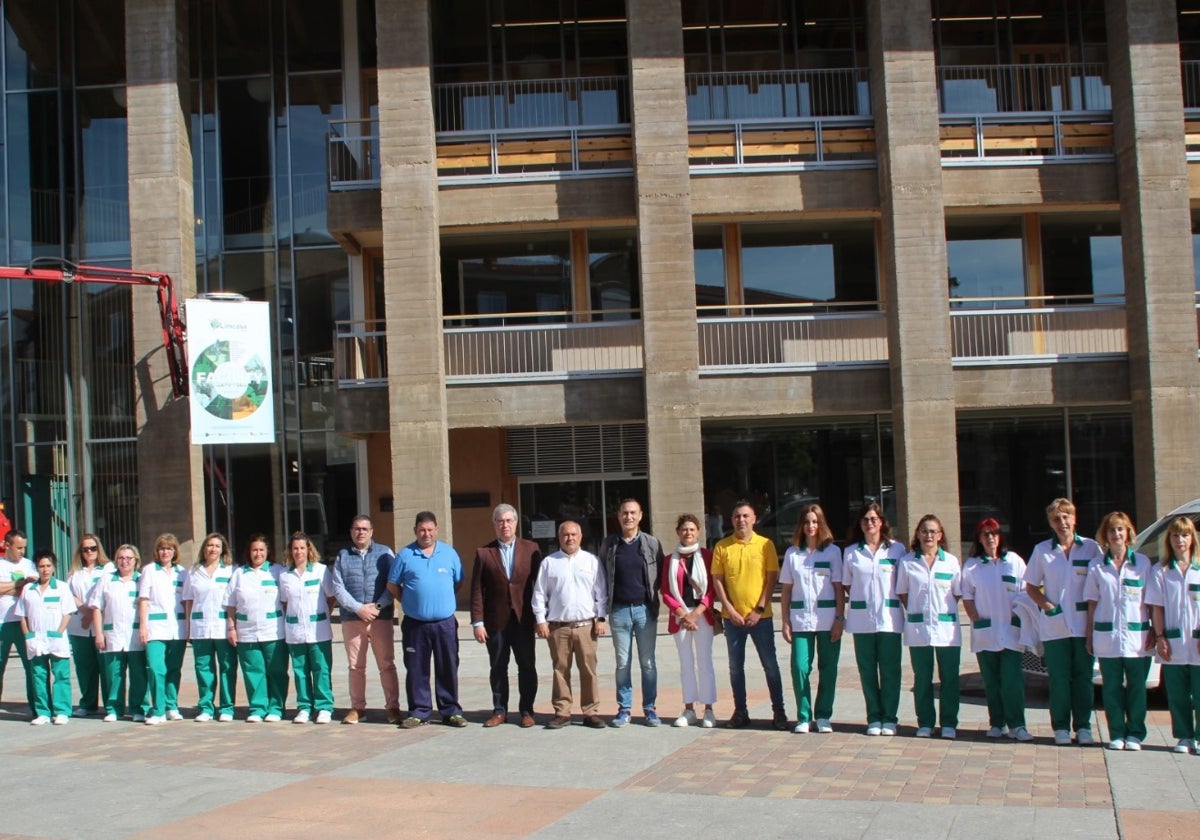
[280,532,335,724]
[138,533,188,724]
[1146,516,1200,754]
[89,544,148,721]
[182,533,236,721]
[1085,511,1153,750]
[779,503,844,733]
[66,534,111,717]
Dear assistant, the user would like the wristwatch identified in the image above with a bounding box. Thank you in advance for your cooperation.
[753,606,765,615]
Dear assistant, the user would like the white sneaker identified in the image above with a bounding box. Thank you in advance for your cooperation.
[264,713,282,723]
[103,713,118,723]
[1011,726,1034,742]
[1193,741,1200,756]
[195,712,213,722]
[673,709,697,728]
[881,722,897,736]
[1076,729,1095,746]
[72,707,90,718]
[941,727,956,740]
[1124,737,1142,751]
[132,714,145,723]
[915,727,932,737]
[246,714,263,723]
[218,712,234,722]
[1054,729,1072,745]
[816,718,833,733]
[144,715,166,726]
[1106,739,1126,750]
[166,710,184,721]
[293,710,310,724]
[793,721,810,734]
[30,716,49,725]
[701,709,716,729]
[52,715,68,725]
[315,710,332,724]
[1173,739,1191,754]
[986,726,1006,738]
[866,721,883,736]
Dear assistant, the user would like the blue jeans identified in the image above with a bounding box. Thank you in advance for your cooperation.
[724,617,785,715]
[610,603,658,712]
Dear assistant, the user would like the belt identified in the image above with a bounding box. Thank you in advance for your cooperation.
[549,619,595,629]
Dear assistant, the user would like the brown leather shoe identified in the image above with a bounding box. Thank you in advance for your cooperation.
[519,713,536,728]
[342,709,365,725]
[386,707,403,725]
[583,714,606,729]
[545,715,571,730]
[483,713,506,728]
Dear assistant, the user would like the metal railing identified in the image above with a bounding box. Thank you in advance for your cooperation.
[334,319,387,387]
[937,63,1111,114]
[328,119,380,190]
[434,76,630,132]
[685,69,871,121]
[436,124,634,183]
[689,116,876,172]
[939,112,1112,163]
[444,312,643,383]
[1183,61,1200,111]
[950,297,1126,363]
[697,305,888,373]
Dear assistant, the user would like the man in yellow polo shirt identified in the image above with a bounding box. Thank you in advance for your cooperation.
[712,501,788,730]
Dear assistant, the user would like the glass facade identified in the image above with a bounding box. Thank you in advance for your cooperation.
[441,231,572,324]
[1040,216,1123,301]
[947,217,1026,306]
[740,222,878,311]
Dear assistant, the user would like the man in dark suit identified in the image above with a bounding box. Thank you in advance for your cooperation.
[470,503,543,727]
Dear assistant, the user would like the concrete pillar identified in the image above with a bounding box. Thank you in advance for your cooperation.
[1106,0,1200,523]
[627,0,704,538]
[126,0,205,553]
[867,0,960,547]
[376,0,451,542]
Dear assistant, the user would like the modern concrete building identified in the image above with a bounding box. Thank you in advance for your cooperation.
[1,0,1198,575]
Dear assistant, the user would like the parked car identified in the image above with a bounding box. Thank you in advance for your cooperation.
[1020,499,1200,689]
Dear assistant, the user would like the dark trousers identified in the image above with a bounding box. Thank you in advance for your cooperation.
[402,615,461,719]
[486,612,537,715]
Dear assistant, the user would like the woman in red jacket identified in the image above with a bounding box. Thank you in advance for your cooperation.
[662,513,717,728]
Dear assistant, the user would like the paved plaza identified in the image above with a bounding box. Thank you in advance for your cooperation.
[1,613,1197,839]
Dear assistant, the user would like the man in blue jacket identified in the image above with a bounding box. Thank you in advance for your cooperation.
[330,515,400,724]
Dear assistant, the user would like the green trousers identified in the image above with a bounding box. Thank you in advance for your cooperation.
[289,641,335,713]
[69,634,107,712]
[789,630,841,724]
[192,638,238,716]
[1042,636,1094,732]
[853,631,902,724]
[977,648,1026,729]
[0,620,34,711]
[236,640,289,717]
[1162,663,1200,740]
[102,650,148,718]
[1098,656,1151,741]
[145,639,188,716]
[909,645,961,729]
[29,654,72,718]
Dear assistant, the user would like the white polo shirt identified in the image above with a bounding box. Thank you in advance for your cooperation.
[842,540,907,634]
[16,578,76,658]
[1146,560,1200,666]
[138,562,186,642]
[223,563,283,643]
[896,550,962,648]
[0,557,35,623]
[181,562,233,641]
[88,573,144,653]
[67,564,112,637]
[779,543,842,633]
[279,563,333,645]
[1084,550,1152,659]
[961,552,1026,653]
[1024,535,1103,641]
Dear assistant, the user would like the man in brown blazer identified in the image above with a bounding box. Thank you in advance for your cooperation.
[470,503,543,727]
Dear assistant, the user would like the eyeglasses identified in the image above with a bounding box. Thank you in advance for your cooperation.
[80,545,98,553]
[980,530,1000,538]
[919,529,942,536]
[861,516,881,524]
[351,527,372,532]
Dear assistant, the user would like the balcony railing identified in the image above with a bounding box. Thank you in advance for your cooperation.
[434,76,630,132]
[444,312,643,383]
[436,125,633,183]
[938,63,1111,114]
[328,119,379,190]
[1183,62,1200,159]
[686,69,871,121]
[950,297,1126,364]
[939,112,1112,163]
[335,319,387,387]
[697,305,888,373]
[688,116,876,172]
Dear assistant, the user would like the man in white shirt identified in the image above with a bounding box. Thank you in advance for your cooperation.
[0,530,35,712]
[532,520,607,730]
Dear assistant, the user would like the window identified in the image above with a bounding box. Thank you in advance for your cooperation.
[947,217,1025,307]
[441,232,572,324]
[588,229,639,320]
[740,222,877,311]
[1040,217,1123,302]
[693,225,726,307]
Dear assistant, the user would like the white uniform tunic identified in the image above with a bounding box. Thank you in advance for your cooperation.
[0,557,36,623]
[779,544,843,633]
[1024,535,1103,641]
[66,564,112,637]
[279,564,333,645]
[17,579,76,658]
[961,552,1026,653]
[139,562,187,642]
[1146,560,1200,666]
[223,563,283,643]
[181,563,233,640]
[1084,550,1152,659]
[88,573,144,652]
[842,540,907,634]
[896,550,962,648]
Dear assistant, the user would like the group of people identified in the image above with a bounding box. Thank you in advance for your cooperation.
[1,495,1198,754]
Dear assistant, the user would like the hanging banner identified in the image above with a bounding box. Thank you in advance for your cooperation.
[186,299,274,445]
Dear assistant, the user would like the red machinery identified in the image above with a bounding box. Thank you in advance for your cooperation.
[0,259,188,398]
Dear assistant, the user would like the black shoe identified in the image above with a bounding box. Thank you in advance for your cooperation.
[727,709,751,729]
[443,714,469,728]
[545,715,571,730]
[399,716,427,729]
[772,711,790,731]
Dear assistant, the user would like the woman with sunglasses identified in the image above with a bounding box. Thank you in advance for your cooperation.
[66,535,112,717]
